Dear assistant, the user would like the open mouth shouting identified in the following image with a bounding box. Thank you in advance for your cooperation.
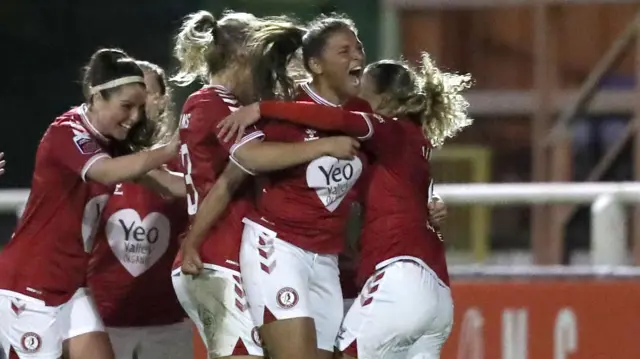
[348,66,363,87]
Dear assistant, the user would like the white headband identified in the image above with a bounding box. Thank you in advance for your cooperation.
[89,76,145,95]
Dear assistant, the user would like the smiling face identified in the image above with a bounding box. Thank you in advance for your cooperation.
[308,28,365,101]
[91,83,147,140]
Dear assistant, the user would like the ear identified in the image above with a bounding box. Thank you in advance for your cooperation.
[93,91,102,101]
[308,57,323,76]
[91,91,105,106]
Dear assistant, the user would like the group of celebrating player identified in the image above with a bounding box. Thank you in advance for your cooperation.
[0,8,472,359]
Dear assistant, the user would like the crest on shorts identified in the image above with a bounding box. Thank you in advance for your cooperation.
[276,287,299,309]
[251,327,263,346]
[304,129,319,142]
[21,332,41,353]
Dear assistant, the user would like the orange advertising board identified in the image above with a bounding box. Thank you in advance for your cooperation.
[442,280,640,359]
[192,279,640,359]
[193,334,206,359]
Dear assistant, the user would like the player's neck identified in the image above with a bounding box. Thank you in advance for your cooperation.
[209,73,234,92]
[308,80,345,106]
[84,105,107,136]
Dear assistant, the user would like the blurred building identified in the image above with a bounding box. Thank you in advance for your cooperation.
[383,1,640,265]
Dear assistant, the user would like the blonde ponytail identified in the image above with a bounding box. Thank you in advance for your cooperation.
[417,52,473,147]
[171,10,217,87]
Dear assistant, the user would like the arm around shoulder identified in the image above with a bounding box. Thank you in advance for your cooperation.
[85,145,177,186]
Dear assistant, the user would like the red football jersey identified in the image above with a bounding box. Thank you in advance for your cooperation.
[257,101,448,286]
[0,105,114,306]
[174,85,263,270]
[357,118,449,286]
[246,83,369,254]
[88,181,188,327]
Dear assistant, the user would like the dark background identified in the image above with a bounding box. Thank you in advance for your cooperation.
[0,0,380,244]
[0,0,196,241]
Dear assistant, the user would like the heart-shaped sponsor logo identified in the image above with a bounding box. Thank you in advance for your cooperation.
[106,209,170,277]
[305,156,362,212]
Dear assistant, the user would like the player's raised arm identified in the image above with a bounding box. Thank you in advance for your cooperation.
[134,135,187,199]
[185,95,360,177]
[217,101,376,143]
[85,140,178,186]
[48,123,178,187]
[232,135,360,174]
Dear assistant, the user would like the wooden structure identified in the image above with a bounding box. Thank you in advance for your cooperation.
[383,0,640,264]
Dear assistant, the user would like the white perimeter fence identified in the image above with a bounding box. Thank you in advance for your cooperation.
[1,182,640,273]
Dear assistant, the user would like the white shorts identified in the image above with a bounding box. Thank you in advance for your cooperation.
[0,288,104,359]
[171,267,263,358]
[240,219,343,352]
[337,261,453,359]
[59,288,104,340]
[107,320,193,359]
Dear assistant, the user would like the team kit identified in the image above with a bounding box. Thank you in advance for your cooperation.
[0,9,473,359]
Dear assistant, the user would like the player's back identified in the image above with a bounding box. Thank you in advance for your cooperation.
[358,119,449,286]
[0,107,112,306]
[177,86,257,269]
[180,86,237,187]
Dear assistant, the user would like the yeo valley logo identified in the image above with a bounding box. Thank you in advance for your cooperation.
[106,209,170,277]
[305,156,362,212]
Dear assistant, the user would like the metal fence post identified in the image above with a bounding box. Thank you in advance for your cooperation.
[591,194,627,265]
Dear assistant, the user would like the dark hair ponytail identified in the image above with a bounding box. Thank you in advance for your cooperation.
[247,17,307,100]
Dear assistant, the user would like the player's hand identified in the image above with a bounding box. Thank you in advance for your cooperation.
[320,136,360,160]
[217,103,261,144]
[428,197,447,227]
[0,152,5,176]
[181,242,204,276]
[160,133,180,161]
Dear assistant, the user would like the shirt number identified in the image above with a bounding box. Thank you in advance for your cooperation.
[180,143,199,215]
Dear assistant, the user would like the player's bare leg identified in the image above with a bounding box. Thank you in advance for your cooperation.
[260,317,318,359]
[63,332,114,359]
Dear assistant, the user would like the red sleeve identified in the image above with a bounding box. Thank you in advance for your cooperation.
[259,101,404,157]
[355,113,405,158]
[46,122,110,182]
[191,98,264,155]
[258,119,303,142]
[183,97,264,174]
[259,101,372,139]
